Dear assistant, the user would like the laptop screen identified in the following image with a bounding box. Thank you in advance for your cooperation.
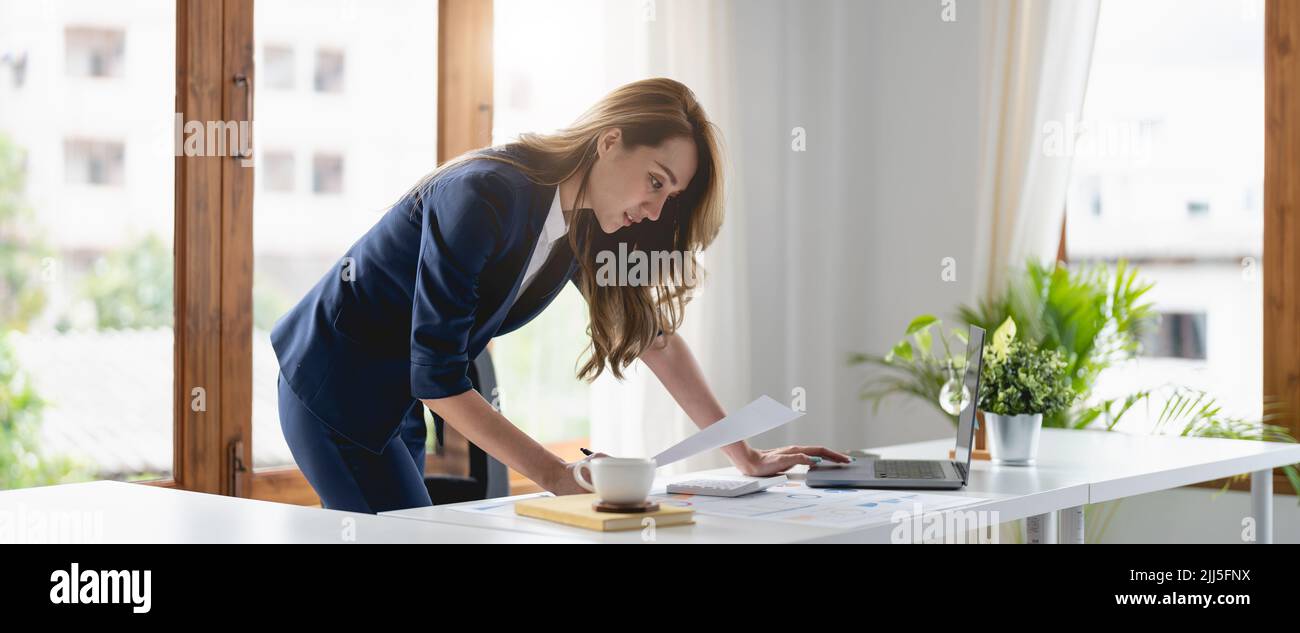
[952,325,986,469]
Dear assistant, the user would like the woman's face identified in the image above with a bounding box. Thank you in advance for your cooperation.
[586,130,698,234]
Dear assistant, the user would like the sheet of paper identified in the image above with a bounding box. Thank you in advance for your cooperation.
[649,481,986,530]
[652,395,804,468]
[451,496,545,517]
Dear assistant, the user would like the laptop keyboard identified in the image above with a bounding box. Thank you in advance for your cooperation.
[874,460,948,479]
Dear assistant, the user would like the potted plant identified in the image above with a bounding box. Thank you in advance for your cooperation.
[851,259,1299,497]
[978,317,1077,465]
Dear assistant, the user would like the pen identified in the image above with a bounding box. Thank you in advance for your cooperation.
[579,447,593,456]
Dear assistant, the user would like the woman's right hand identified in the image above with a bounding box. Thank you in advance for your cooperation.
[547,452,609,496]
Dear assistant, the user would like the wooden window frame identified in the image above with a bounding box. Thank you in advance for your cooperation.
[143,0,253,494]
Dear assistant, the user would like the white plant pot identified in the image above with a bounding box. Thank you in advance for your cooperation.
[984,412,1043,466]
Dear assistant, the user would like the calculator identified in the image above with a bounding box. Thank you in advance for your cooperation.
[665,476,788,497]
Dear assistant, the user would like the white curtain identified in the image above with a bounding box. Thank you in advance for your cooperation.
[588,0,749,474]
[971,0,1102,298]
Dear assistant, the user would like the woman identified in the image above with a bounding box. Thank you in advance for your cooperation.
[272,78,850,514]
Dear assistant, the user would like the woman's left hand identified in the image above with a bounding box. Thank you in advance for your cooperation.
[733,445,852,477]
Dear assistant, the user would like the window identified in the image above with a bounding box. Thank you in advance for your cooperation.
[2,51,27,88]
[1143,312,1208,360]
[63,138,125,186]
[1242,184,1259,214]
[2,6,175,489]
[252,1,438,469]
[1065,0,1263,422]
[311,153,343,194]
[263,44,294,90]
[490,0,644,444]
[262,150,294,192]
[65,27,125,78]
[313,48,344,93]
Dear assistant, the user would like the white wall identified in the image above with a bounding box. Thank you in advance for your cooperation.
[727,0,1298,543]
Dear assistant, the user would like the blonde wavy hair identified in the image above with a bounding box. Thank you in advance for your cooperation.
[408,77,725,381]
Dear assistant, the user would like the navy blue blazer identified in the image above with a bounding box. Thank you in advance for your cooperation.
[270,156,578,454]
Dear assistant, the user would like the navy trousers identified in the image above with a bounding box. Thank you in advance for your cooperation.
[278,373,433,514]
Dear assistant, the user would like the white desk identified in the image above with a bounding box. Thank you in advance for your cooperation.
[872,429,1300,543]
[383,467,1087,543]
[0,481,584,544]
[383,429,1300,544]
[7,429,1293,544]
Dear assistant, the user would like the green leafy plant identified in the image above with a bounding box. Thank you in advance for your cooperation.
[979,317,1076,416]
[0,135,48,330]
[0,133,89,489]
[851,257,1300,504]
[0,334,87,488]
[848,314,970,423]
[81,234,173,330]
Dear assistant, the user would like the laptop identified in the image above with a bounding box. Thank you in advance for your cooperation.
[807,324,986,490]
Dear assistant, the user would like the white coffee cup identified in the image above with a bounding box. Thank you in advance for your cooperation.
[573,457,656,505]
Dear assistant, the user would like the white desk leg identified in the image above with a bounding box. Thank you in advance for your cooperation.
[1251,469,1272,544]
[1026,513,1057,544]
[1059,506,1085,544]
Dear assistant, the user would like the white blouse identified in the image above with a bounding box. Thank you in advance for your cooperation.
[515,187,568,303]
